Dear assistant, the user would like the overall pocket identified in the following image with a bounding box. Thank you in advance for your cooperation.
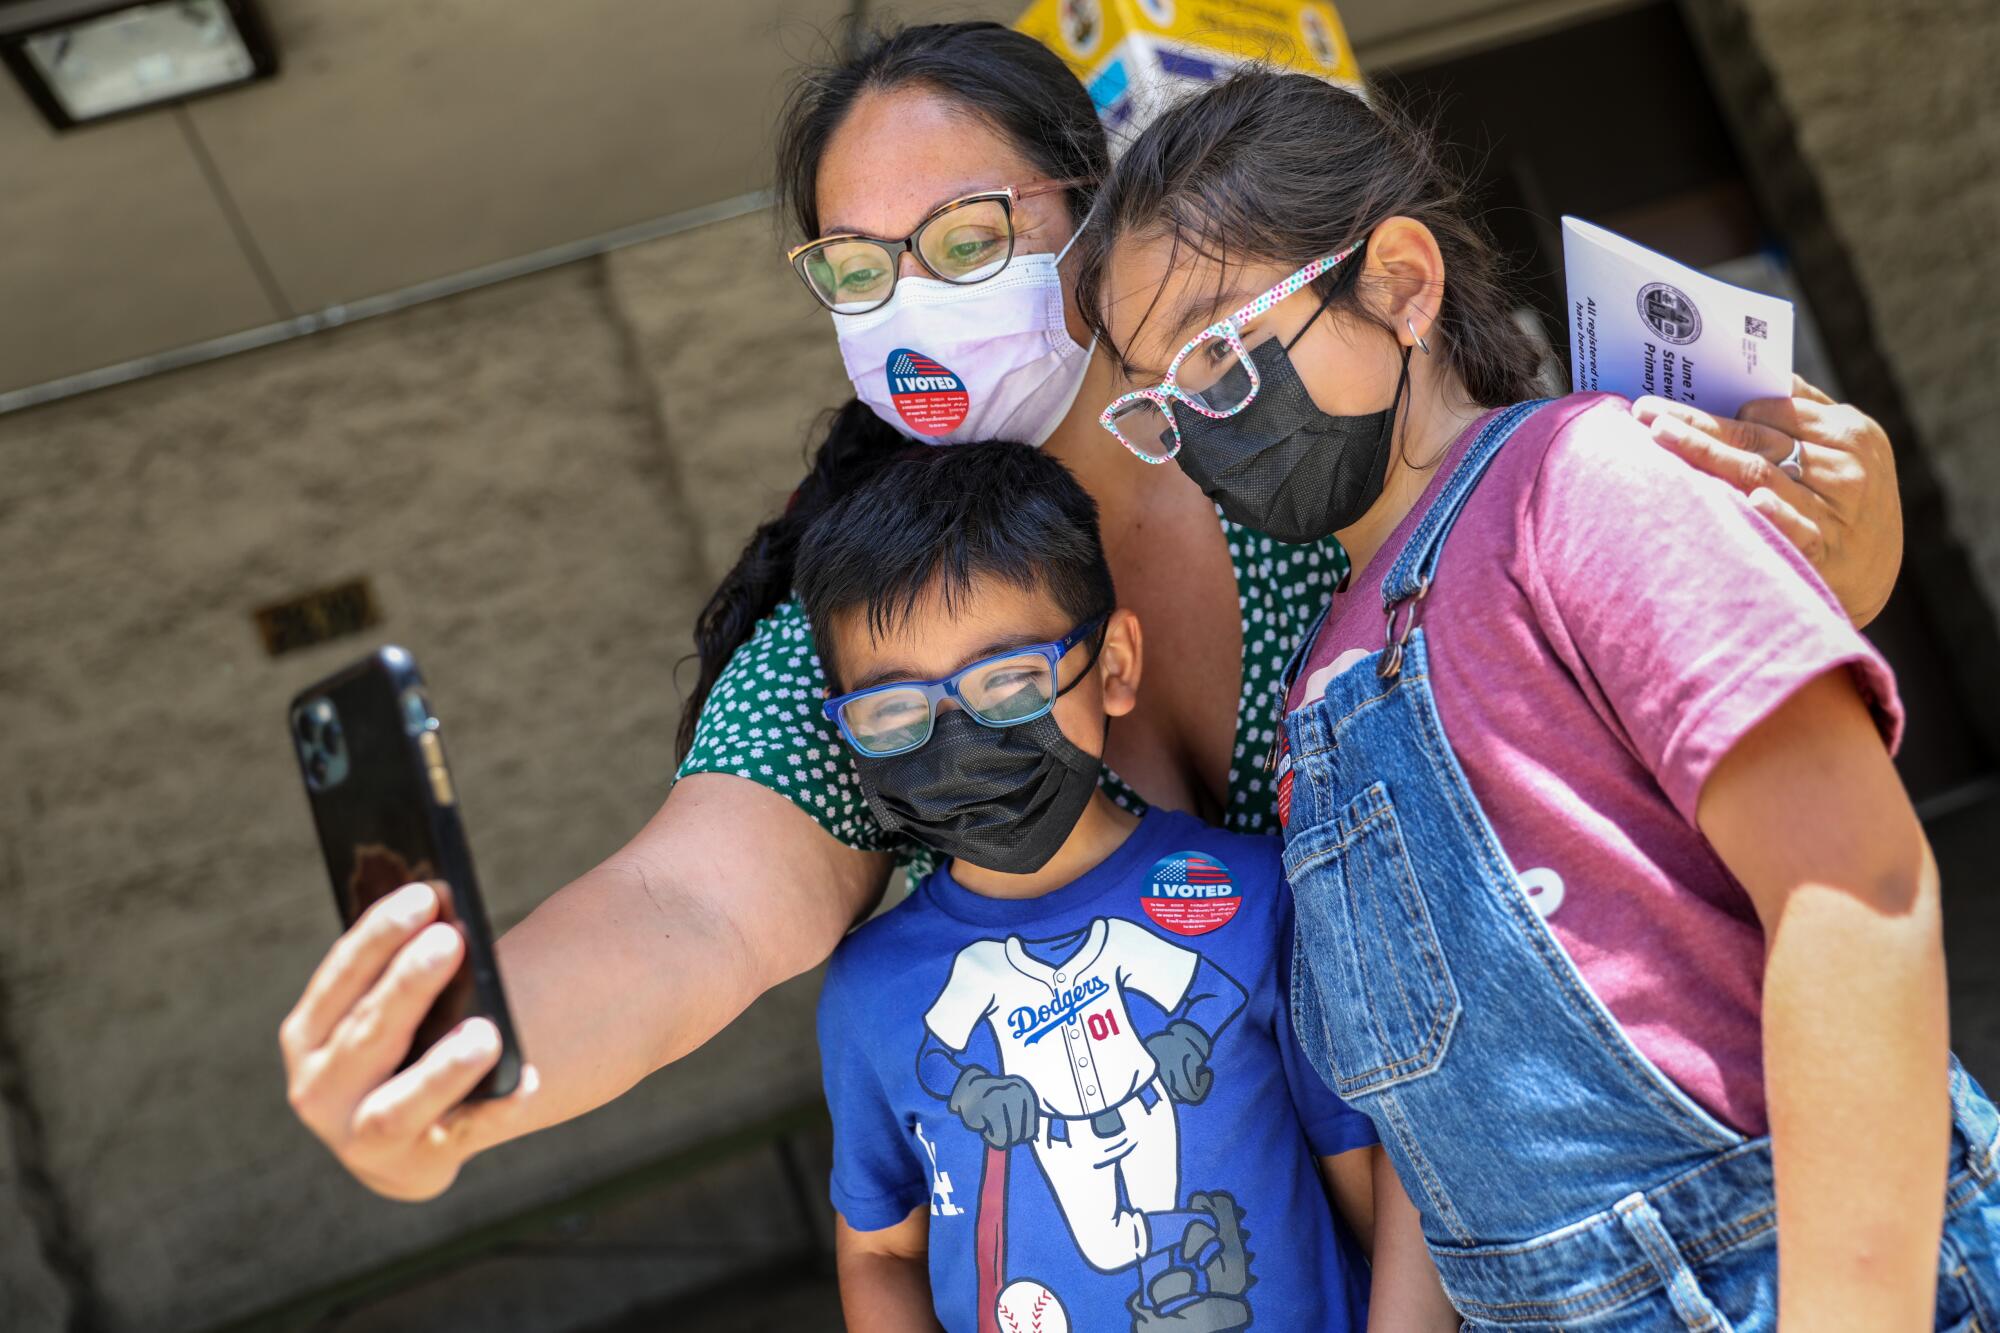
[1284,781,1461,1100]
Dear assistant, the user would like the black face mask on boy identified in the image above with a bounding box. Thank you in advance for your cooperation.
[1174,337,1412,546]
[854,709,1102,874]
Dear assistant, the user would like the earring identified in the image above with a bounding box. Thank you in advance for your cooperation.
[1407,318,1431,356]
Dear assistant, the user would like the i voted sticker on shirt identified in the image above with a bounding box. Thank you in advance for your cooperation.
[886,348,969,436]
[1143,851,1239,936]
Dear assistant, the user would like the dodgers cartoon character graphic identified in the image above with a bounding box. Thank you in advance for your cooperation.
[916,916,1256,1331]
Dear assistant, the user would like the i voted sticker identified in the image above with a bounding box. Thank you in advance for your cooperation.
[886,348,969,436]
[1143,851,1239,936]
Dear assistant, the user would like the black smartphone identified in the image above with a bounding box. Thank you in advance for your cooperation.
[288,645,521,1099]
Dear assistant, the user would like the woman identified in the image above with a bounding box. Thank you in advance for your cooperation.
[279,22,1905,1209]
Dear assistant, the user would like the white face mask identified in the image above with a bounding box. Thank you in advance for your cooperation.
[832,236,1095,447]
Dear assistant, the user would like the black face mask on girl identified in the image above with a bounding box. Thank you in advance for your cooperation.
[1173,339,1412,545]
[853,709,1102,874]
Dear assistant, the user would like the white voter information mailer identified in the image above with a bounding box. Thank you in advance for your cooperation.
[1562,216,1795,417]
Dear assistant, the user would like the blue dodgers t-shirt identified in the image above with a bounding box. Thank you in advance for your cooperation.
[818,808,1375,1333]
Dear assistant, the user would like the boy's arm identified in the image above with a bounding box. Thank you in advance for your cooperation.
[1698,669,1949,1330]
[836,1207,945,1333]
[1317,1145,1377,1256]
[1364,1147,1459,1332]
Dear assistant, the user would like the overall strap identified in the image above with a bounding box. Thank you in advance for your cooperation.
[1378,399,1552,679]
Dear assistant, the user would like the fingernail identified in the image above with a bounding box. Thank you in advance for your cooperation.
[456,1018,498,1055]
[388,882,433,926]
[419,923,459,965]
[1651,416,1686,442]
[1630,399,1660,424]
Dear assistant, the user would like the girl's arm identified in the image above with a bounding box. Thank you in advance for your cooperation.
[836,1207,944,1333]
[280,773,890,1200]
[1698,669,1949,1329]
[1364,1146,1459,1332]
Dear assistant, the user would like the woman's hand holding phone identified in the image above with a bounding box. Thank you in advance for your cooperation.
[280,881,542,1201]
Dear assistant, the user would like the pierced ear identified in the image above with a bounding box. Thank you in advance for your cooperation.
[1360,216,1447,345]
[1097,608,1143,719]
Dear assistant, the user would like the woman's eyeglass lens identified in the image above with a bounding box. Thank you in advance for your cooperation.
[837,649,1064,756]
[795,196,1017,314]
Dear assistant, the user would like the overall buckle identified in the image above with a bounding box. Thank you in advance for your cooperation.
[1378,573,1432,680]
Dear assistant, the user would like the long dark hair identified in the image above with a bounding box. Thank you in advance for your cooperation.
[678,21,1110,760]
[1077,70,1544,411]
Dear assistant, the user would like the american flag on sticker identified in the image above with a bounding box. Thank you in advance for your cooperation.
[1143,849,1240,936]
[891,350,948,376]
[1152,854,1232,885]
[886,347,970,437]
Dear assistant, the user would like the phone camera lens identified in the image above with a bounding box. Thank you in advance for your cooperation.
[308,754,328,784]
[293,709,314,742]
[400,686,434,735]
[320,717,344,752]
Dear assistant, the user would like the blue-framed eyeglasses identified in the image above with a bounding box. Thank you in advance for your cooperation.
[822,615,1108,758]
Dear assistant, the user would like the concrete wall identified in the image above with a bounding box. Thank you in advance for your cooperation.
[0,0,1622,401]
[1692,0,2000,625]
[0,1120,70,1329]
[0,208,848,1332]
[0,0,854,396]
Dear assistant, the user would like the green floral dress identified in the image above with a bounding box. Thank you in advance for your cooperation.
[677,511,1351,878]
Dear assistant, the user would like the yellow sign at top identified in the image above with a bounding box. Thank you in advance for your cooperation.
[1016,0,1361,137]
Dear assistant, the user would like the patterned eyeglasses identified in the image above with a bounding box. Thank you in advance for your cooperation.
[1098,242,1364,463]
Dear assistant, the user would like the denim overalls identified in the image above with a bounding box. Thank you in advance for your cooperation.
[1279,401,2000,1329]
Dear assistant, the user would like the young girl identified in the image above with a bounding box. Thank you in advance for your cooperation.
[1080,71,1998,1331]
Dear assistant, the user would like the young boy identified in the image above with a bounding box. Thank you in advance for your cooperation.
[797,442,1385,1333]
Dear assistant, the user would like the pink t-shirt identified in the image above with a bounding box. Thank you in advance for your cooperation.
[1283,393,1900,1134]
